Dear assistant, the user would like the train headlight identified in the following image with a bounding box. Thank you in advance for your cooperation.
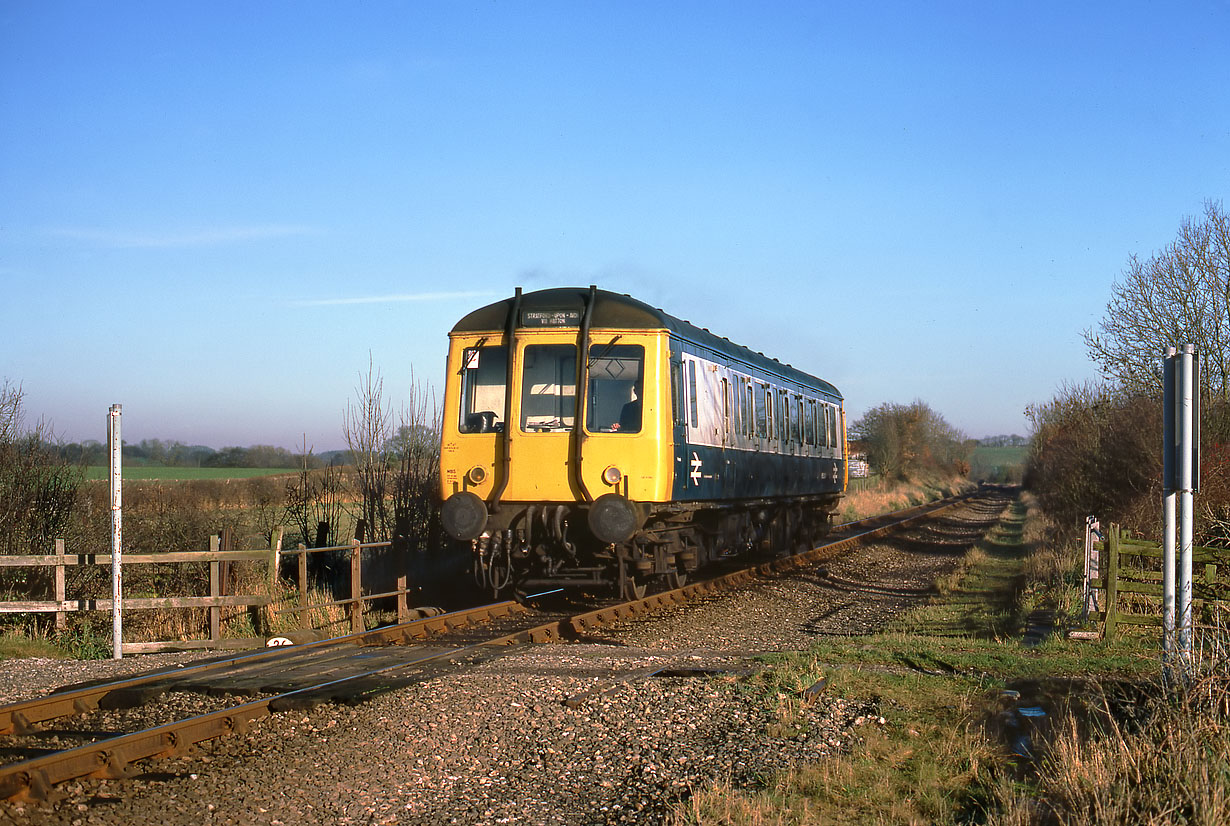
[466,465,488,485]
[601,465,623,486]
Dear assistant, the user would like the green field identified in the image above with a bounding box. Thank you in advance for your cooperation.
[969,444,1028,481]
[83,466,298,481]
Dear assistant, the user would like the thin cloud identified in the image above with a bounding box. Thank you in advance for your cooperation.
[48,225,317,248]
[292,290,498,307]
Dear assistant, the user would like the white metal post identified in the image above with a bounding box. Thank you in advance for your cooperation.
[108,404,123,660]
[1178,346,1195,661]
[1163,492,1176,654]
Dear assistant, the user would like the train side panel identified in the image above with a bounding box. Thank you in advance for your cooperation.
[669,336,845,502]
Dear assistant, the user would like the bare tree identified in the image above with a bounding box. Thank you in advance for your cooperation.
[0,379,84,556]
[1084,200,1230,399]
[284,435,342,549]
[388,371,441,553]
[343,356,394,542]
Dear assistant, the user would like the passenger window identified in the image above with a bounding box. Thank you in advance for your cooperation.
[520,344,576,432]
[587,344,644,433]
[459,345,508,433]
[721,378,731,437]
[687,360,699,428]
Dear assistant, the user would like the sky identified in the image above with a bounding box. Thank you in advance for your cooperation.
[2,1,1228,451]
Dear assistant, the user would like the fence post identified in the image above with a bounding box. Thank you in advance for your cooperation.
[396,567,410,625]
[1104,523,1121,640]
[209,534,221,643]
[268,526,284,588]
[297,543,309,630]
[350,539,363,634]
[1204,561,1217,625]
[219,527,234,595]
[1083,516,1101,620]
[54,538,66,632]
[394,532,409,624]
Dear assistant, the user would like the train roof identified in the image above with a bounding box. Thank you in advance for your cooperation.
[450,287,842,399]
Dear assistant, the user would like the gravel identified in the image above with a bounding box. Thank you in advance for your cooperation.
[1,492,1010,826]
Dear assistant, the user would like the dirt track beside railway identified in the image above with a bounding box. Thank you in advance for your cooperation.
[1,490,1012,826]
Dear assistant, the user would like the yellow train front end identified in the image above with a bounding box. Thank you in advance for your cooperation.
[439,287,673,594]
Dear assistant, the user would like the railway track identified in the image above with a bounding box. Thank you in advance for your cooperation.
[0,489,978,802]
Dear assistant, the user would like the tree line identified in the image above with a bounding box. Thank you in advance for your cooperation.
[1026,200,1230,540]
[51,439,344,469]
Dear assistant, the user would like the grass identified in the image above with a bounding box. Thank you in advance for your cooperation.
[82,466,297,481]
[673,490,1190,826]
[0,630,66,660]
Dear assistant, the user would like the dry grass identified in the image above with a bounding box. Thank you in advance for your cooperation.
[988,672,1230,825]
[838,473,973,524]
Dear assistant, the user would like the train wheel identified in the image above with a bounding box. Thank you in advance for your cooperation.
[621,569,648,601]
[665,567,687,590]
[616,557,648,601]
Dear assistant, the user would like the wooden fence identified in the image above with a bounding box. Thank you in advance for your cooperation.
[0,531,415,654]
[1089,523,1230,639]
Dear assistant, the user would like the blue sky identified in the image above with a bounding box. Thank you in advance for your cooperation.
[2,1,1228,451]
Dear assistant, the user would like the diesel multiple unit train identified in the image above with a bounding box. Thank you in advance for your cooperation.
[439,287,847,599]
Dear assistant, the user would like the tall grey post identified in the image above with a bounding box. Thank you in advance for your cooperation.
[1163,346,1198,664]
[108,404,123,660]
[1162,348,1177,655]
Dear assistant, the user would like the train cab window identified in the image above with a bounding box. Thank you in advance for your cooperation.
[804,401,816,446]
[822,405,832,448]
[458,345,508,433]
[587,344,644,433]
[520,344,576,432]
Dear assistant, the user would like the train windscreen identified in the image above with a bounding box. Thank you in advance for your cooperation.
[586,344,644,433]
[458,345,508,433]
[520,344,577,431]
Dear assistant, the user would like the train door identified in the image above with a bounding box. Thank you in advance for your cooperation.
[669,341,689,498]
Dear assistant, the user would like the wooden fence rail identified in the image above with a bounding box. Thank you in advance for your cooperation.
[0,530,413,654]
[1088,523,1230,639]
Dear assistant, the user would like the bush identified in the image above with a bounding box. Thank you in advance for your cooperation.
[0,380,86,557]
[851,400,970,480]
